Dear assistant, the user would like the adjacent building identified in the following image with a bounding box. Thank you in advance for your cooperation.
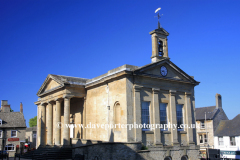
[214,114,240,160]
[195,94,228,158]
[0,100,26,157]
[25,126,37,149]
[35,24,201,159]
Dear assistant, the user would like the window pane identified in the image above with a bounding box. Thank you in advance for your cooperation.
[201,121,205,128]
[142,102,150,129]
[230,137,236,146]
[219,137,224,146]
[176,105,183,129]
[11,131,16,137]
[204,134,208,143]
[199,135,203,143]
[5,144,14,151]
[160,103,167,126]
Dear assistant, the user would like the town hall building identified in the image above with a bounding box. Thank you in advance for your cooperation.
[35,24,200,159]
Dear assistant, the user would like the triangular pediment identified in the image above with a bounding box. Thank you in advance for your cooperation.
[134,59,199,85]
[37,74,64,96]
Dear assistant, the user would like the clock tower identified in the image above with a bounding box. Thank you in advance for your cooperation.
[150,26,169,62]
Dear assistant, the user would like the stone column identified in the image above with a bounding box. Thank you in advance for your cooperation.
[40,103,46,146]
[63,96,72,145]
[134,85,142,142]
[164,38,168,58]
[152,88,161,145]
[83,97,86,139]
[37,105,40,147]
[151,34,159,62]
[185,92,194,145]
[47,102,53,145]
[55,98,62,145]
[169,90,178,145]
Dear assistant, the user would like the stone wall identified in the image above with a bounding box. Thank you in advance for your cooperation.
[73,142,200,160]
[0,128,26,157]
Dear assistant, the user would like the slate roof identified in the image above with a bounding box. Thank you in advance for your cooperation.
[0,112,26,128]
[26,126,37,132]
[195,106,218,120]
[215,114,240,136]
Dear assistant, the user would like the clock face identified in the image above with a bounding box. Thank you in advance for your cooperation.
[160,66,168,77]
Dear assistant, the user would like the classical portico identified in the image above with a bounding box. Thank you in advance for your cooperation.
[34,22,202,159]
[35,75,88,146]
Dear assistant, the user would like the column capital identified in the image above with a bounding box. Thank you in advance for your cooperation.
[134,85,142,92]
[169,90,176,95]
[55,97,63,102]
[63,94,74,99]
[185,92,191,96]
[40,102,48,106]
[152,88,160,94]
[47,100,55,104]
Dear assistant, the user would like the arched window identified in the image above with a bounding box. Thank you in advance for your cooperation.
[114,102,121,131]
[181,155,188,160]
[164,157,172,160]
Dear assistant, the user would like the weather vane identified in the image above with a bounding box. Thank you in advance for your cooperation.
[155,7,163,29]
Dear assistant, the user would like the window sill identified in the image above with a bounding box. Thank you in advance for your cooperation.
[162,131,171,134]
[142,131,154,134]
[179,131,187,134]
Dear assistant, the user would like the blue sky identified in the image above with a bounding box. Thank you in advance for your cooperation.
[0,0,239,127]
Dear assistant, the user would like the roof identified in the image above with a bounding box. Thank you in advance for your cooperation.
[50,74,89,85]
[0,112,26,128]
[26,126,37,132]
[37,74,90,96]
[195,106,218,120]
[215,114,240,136]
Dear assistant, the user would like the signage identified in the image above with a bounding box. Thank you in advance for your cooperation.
[33,134,36,138]
[8,138,19,141]
[221,150,240,155]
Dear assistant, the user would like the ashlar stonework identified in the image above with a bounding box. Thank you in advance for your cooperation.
[35,25,200,160]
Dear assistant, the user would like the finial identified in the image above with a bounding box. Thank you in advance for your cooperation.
[155,7,163,29]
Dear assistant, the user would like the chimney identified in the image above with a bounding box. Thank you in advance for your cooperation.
[1,100,10,112]
[3,105,10,112]
[216,93,222,109]
[20,102,23,113]
[1,100,8,110]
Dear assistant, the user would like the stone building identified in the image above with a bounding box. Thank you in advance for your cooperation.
[0,100,26,157]
[35,25,200,160]
[195,94,228,158]
[25,126,37,149]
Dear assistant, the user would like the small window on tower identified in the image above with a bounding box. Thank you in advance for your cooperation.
[158,40,163,56]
